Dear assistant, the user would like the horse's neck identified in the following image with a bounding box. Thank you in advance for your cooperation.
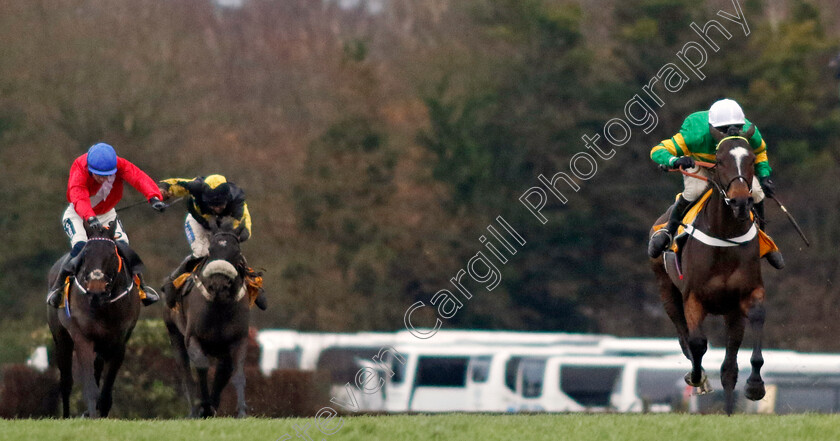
[700,191,753,237]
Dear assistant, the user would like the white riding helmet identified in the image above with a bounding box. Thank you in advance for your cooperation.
[708,98,745,127]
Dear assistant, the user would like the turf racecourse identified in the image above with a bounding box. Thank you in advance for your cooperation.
[4,414,840,441]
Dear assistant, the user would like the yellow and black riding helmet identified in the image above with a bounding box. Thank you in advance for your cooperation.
[201,174,232,207]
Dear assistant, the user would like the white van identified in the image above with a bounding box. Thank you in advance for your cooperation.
[514,355,632,412]
[610,356,692,412]
[468,346,606,412]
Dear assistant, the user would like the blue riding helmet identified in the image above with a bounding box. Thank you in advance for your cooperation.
[87,143,118,175]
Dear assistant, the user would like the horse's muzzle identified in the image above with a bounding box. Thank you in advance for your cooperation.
[731,196,754,221]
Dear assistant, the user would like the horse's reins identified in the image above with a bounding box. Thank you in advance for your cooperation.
[116,197,184,212]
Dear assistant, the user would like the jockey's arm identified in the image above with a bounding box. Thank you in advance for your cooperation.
[231,203,252,241]
[159,177,200,200]
[118,158,163,202]
[650,133,691,167]
[745,122,772,178]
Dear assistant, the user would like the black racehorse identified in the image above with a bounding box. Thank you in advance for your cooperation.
[164,219,253,417]
[650,125,767,415]
[47,221,141,418]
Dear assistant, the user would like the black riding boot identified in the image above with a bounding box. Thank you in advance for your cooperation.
[754,201,785,270]
[162,255,202,309]
[115,241,160,306]
[238,256,268,311]
[136,273,160,306]
[46,242,85,308]
[648,196,693,258]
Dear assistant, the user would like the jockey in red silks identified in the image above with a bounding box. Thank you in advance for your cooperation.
[46,143,167,307]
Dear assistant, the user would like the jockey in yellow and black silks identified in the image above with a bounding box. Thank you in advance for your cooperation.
[648,99,784,270]
[158,174,266,309]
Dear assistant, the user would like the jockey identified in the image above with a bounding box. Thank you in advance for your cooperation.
[648,99,784,269]
[158,174,267,310]
[47,143,166,307]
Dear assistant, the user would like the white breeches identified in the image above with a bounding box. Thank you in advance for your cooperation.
[184,213,212,257]
[62,204,128,247]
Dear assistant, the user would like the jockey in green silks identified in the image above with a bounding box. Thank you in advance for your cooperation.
[648,98,784,270]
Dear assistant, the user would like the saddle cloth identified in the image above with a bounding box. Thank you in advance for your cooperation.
[653,189,779,257]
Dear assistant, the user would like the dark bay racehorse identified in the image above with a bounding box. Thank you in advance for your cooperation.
[650,125,766,415]
[47,221,141,418]
[164,219,252,418]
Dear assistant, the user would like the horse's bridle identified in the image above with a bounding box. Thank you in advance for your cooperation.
[71,237,133,303]
[709,136,753,207]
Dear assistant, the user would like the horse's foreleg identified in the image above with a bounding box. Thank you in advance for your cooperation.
[684,294,709,389]
[743,287,767,401]
[187,336,214,418]
[97,346,126,418]
[211,355,234,412]
[166,320,198,416]
[722,312,746,415]
[75,338,100,418]
[54,330,74,418]
[231,340,248,418]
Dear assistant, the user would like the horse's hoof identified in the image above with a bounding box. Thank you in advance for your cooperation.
[684,370,707,387]
[745,379,766,401]
[199,404,217,418]
[237,409,248,419]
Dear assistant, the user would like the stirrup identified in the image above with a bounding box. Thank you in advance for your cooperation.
[46,287,63,308]
[140,285,161,306]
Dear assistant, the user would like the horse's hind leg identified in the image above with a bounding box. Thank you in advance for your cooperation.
[743,287,767,401]
[94,356,104,387]
[231,340,248,418]
[722,311,746,415]
[652,260,692,358]
[53,329,74,418]
[97,346,126,417]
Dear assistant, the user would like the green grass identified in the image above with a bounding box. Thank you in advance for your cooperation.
[3,414,840,441]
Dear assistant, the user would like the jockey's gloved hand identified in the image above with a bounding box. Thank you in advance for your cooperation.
[150,197,167,213]
[86,216,102,230]
[759,176,776,198]
[671,156,695,170]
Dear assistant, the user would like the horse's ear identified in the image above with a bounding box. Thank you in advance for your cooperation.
[208,219,219,233]
[709,125,726,142]
[741,124,755,140]
[234,224,248,242]
[219,217,235,231]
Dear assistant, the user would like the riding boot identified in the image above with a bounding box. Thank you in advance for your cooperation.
[162,255,202,309]
[648,195,693,258]
[754,201,785,270]
[237,256,267,311]
[46,242,85,308]
[136,273,160,306]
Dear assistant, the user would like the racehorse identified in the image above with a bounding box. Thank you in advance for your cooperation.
[164,219,252,418]
[47,221,141,418]
[650,125,767,415]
